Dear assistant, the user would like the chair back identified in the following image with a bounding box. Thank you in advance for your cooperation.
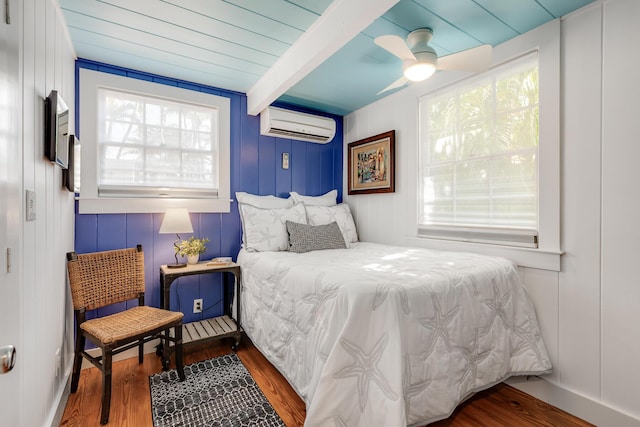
[67,246,145,311]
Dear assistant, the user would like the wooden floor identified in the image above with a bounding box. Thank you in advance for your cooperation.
[60,338,593,427]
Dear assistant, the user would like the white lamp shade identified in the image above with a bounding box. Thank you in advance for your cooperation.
[159,208,194,234]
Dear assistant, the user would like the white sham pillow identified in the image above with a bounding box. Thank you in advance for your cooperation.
[236,192,294,248]
[235,191,293,209]
[305,203,358,244]
[289,189,337,206]
[240,203,307,252]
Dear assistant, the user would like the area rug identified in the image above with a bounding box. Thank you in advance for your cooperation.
[149,353,285,427]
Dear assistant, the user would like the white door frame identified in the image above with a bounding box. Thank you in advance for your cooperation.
[0,0,23,424]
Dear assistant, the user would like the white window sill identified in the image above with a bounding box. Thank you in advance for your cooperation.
[406,237,563,271]
[77,197,231,214]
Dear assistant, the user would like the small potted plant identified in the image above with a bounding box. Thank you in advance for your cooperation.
[176,236,209,265]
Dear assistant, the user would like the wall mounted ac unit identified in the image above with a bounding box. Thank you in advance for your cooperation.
[260,106,336,144]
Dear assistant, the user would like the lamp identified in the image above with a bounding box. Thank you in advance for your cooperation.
[159,208,193,268]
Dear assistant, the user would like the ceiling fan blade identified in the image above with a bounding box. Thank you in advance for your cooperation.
[374,35,416,62]
[377,76,409,95]
[437,44,492,72]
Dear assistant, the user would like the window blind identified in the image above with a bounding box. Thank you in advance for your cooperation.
[418,53,539,248]
[97,88,219,198]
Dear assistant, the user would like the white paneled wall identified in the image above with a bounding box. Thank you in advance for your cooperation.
[559,2,603,402]
[344,0,640,424]
[18,0,76,426]
[521,268,560,384]
[600,0,640,416]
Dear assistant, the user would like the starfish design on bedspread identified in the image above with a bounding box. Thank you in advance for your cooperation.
[263,263,293,298]
[455,328,491,385]
[403,354,431,417]
[511,323,546,363]
[276,315,297,345]
[483,282,513,330]
[417,292,460,356]
[372,282,411,314]
[334,332,399,412]
[301,283,339,325]
[258,264,291,317]
[465,274,482,297]
[332,416,349,427]
[317,349,329,363]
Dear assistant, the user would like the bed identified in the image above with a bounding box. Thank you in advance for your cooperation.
[235,191,552,426]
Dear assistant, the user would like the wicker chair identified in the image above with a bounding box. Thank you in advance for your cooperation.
[66,245,185,425]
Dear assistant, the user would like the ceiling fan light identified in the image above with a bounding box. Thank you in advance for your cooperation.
[403,62,436,82]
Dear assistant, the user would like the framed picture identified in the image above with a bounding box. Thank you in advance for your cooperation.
[62,134,76,192]
[348,130,395,195]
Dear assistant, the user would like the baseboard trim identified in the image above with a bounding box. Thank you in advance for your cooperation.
[506,376,640,427]
[81,338,162,369]
[47,361,73,427]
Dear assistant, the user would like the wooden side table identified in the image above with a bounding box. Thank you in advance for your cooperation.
[159,262,242,365]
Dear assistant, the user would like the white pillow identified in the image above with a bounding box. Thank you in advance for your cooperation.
[305,203,358,244]
[235,191,293,209]
[236,192,294,248]
[289,189,337,206]
[240,203,307,252]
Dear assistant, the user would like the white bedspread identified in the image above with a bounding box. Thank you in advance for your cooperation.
[238,242,551,426]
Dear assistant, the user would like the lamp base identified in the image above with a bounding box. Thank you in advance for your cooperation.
[167,263,187,269]
[168,237,187,268]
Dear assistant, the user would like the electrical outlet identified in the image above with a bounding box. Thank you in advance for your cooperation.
[193,298,203,313]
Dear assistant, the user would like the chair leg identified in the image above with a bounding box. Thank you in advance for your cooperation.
[138,339,144,364]
[70,334,85,393]
[175,325,185,381]
[100,350,113,425]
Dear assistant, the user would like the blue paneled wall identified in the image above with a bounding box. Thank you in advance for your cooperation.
[74,59,343,323]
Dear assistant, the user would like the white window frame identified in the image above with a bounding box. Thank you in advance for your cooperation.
[410,20,561,271]
[418,52,540,248]
[78,68,231,214]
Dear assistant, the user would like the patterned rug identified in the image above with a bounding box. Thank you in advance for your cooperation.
[149,353,285,427]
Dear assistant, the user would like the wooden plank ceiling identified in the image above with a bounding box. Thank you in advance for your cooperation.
[59,0,596,116]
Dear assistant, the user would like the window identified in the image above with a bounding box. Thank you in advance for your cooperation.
[78,69,230,214]
[418,53,539,248]
[98,89,219,198]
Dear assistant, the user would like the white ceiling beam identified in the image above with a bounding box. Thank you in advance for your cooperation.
[246,0,399,116]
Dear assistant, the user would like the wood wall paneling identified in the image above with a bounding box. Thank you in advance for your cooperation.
[522,268,560,384]
[74,59,344,324]
[558,3,602,399]
[291,141,307,194]
[14,0,77,425]
[600,0,640,414]
[275,138,293,196]
[259,135,277,194]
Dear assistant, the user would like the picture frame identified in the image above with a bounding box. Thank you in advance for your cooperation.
[348,130,395,195]
[62,134,76,192]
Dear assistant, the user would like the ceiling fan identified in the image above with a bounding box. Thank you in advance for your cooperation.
[374,28,492,94]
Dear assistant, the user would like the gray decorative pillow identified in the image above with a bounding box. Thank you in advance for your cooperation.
[286,221,347,253]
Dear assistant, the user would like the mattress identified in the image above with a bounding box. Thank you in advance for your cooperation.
[237,242,551,426]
